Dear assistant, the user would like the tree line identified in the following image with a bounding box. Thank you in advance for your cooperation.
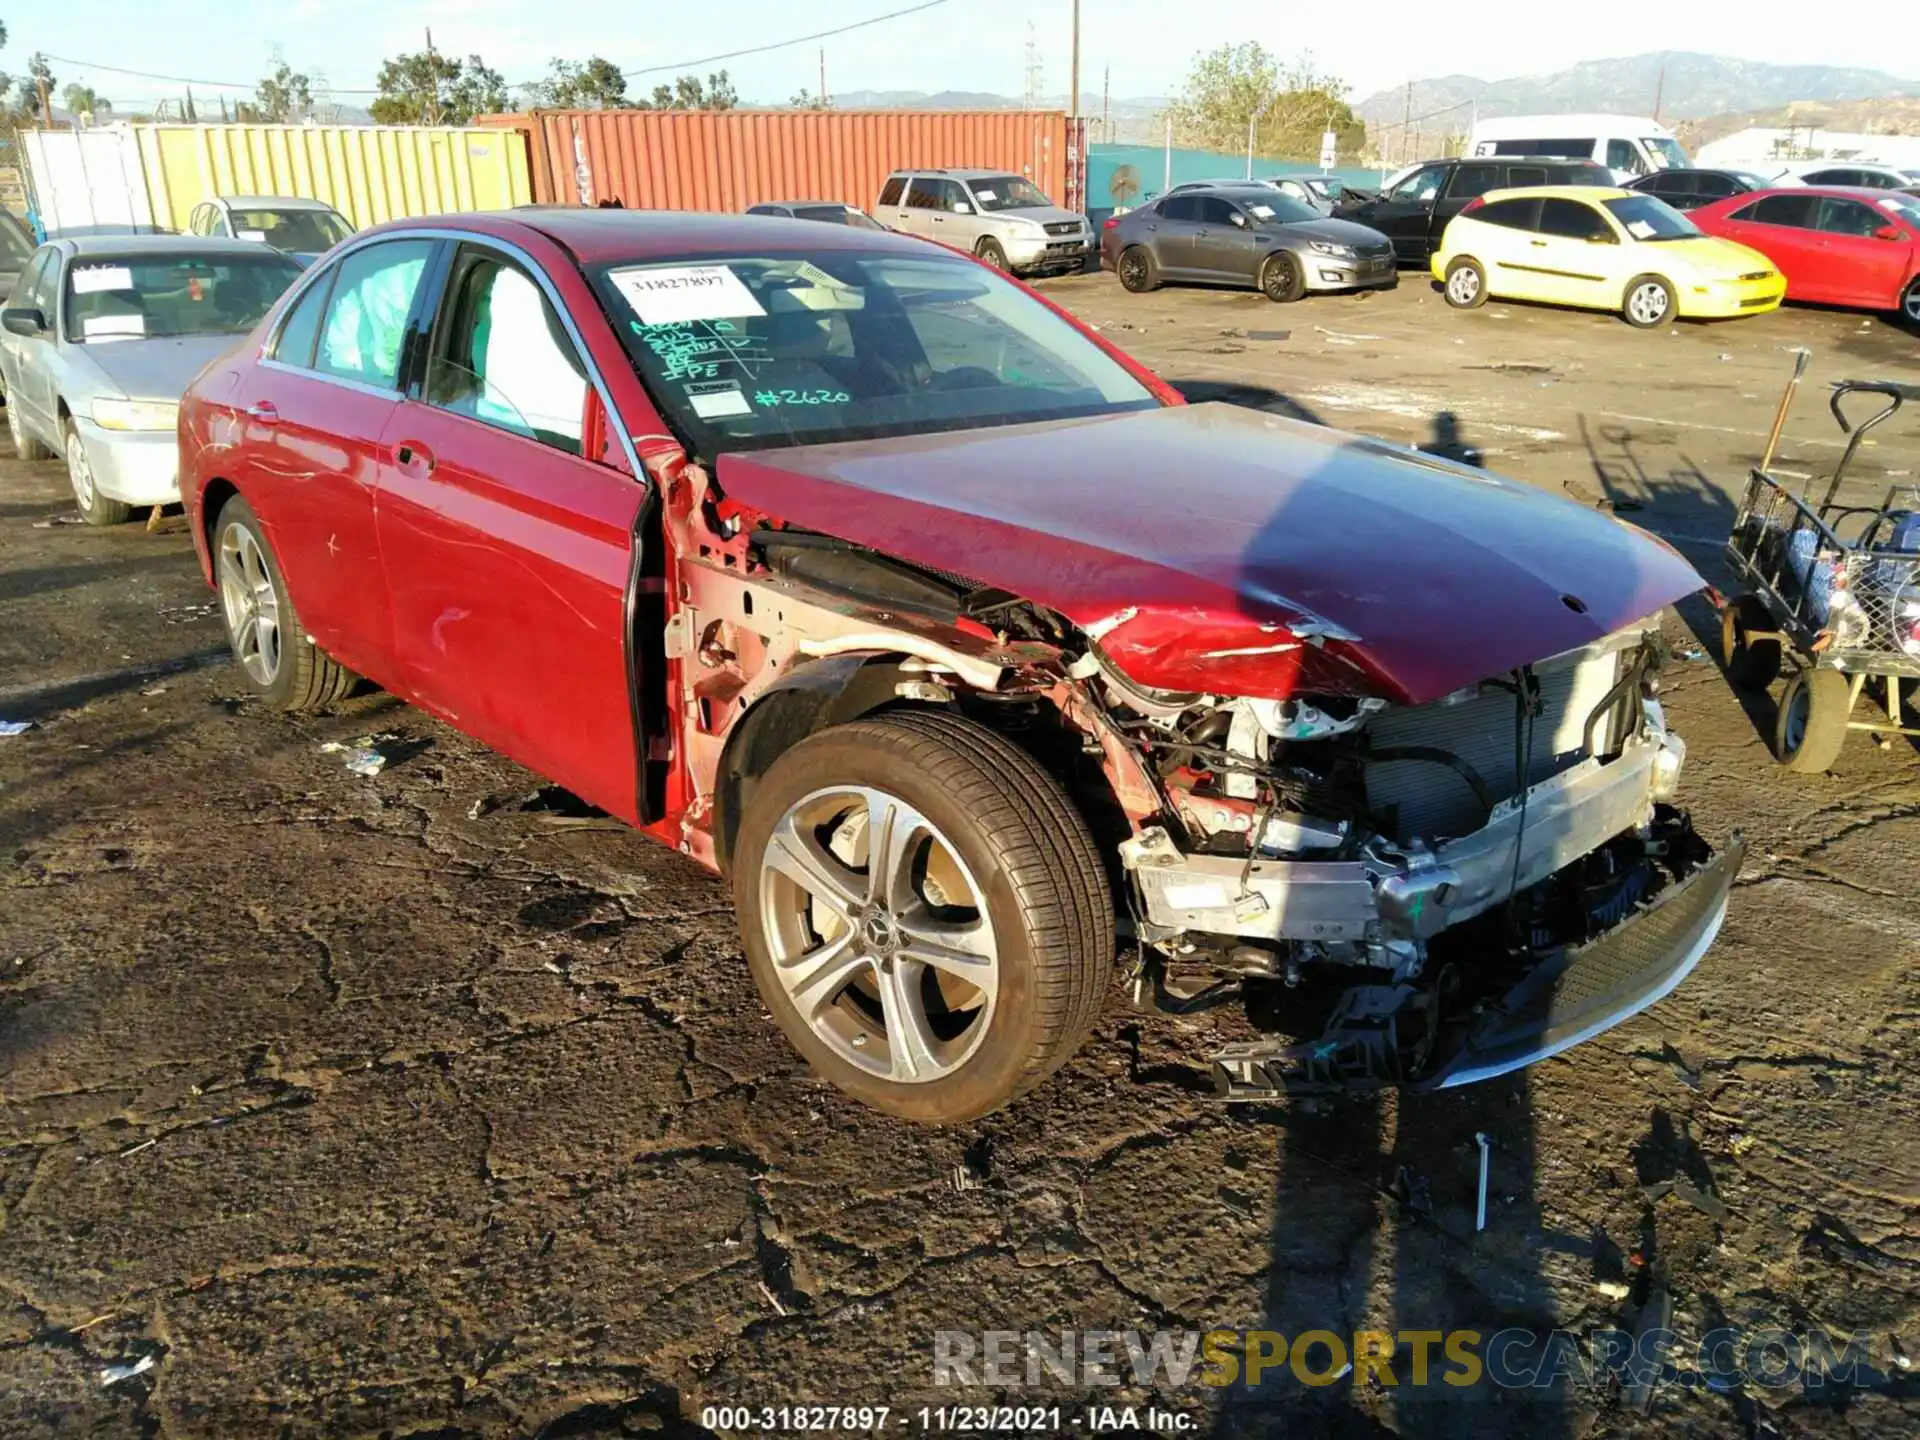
[1164,43,1366,165]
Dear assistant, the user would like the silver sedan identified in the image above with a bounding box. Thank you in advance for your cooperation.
[1,235,302,524]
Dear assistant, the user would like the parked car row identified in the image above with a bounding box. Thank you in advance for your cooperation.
[4,203,1743,1123]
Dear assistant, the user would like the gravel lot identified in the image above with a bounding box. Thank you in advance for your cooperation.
[2,273,1917,1439]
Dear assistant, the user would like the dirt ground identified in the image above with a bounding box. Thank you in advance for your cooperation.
[2,274,1917,1440]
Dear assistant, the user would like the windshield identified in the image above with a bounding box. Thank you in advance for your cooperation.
[1877,194,1920,225]
[966,176,1053,212]
[1902,170,1920,183]
[64,252,302,342]
[1643,137,1689,170]
[1242,194,1321,224]
[593,250,1157,458]
[1601,195,1701,241]
[794,205,885,230]
[230,208,354,253]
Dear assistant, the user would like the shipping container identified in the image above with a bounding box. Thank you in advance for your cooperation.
[485,109,1068,216]
[22,129,157,235]
[136,123,533,232]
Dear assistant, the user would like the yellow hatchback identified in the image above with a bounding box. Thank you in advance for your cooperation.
[1430,186,1786,327]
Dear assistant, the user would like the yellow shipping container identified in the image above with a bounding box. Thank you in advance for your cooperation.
[133,123,532,233]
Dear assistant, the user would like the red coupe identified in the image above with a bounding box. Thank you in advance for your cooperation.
[179,210,1734,1121]
[1690,186,1920,321]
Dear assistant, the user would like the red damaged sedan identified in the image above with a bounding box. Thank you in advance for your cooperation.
[179,210,1738,1122]
[1691,186,1920,321]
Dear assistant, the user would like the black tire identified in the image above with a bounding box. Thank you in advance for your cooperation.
[64,417,133,526]
[1900,274,1920,328]
[212,494,357,712]
[733,709,1115,1123]
[1774,668,1851,773]
[1622,273,1677,329]
[1260,250,1306,303]
[975,237,1009,272]
[1116,245,1158,293]
[1720,593,1782,691]
[7,396,53,461]
[1443,256,1489,309]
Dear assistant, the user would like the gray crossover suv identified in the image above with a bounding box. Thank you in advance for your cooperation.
[1102,184,1395,301]
[877,169,1091,277]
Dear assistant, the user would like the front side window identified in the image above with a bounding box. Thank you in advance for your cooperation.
[1600,196,1698,241]
[594,250,1157,460]
[229,208,354,253]
[1696,174,1738,197]
[426,251,587,455]
[1817,198,1884,237]
[1196,197,1241,226]
[62,250,302,343]
[1389,165,1447,202]
[12,249,53,313]
[1643,137,1688,170]
[1802,169,1853,187]
[905,178,962,211]
[1539,198,1614,241]
[314,239,433,387]
[1606,139,1641,174]
[965,175,1051,212]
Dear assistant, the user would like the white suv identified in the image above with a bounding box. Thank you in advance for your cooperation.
[876,169,1091,277]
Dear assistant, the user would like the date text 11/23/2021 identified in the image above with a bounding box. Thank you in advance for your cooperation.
[697,1405,1199,1432]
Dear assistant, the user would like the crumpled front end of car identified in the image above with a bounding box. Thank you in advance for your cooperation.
[1092,619,1736,1097]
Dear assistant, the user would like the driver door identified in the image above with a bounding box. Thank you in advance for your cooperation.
[1370,163,1450,263]
[1190,196,1260,280]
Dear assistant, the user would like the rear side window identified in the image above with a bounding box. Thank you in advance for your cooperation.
[1505,165,1549,188]
[1445,164,1501,200]
[1802,169,1852,187]
[1159,195,1201,221]
[877,178,906,207]
[1474,197,1542,230]
[273,273,334,367]
[314,239,434,388]
[1746,194,1817,227]
[794,206,850,224]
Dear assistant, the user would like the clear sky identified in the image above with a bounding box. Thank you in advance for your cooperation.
[13,0,1918,114]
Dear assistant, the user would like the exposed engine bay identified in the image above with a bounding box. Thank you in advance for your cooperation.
[658,470,1732,1099]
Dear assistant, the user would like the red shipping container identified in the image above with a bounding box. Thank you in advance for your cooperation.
[480,109,1069,215]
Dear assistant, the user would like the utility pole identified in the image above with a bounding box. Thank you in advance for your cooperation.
[1069,0,1081,123]
[1102,66,1110,144]
[424,27,440,125]
[1651,55,1666,124]
[1402,80,1413,167]
[819,49,828,107]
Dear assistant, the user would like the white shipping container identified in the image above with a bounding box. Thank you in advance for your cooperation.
[22,129,155,236]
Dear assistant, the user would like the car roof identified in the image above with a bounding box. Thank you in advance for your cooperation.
[1740,184,1912,200]
[752,200,853,209]
[1478,185,1635,203]
[57,233,291,258]
[885,167,1025,180]
[217,195,342,211]
[374,208,938,265]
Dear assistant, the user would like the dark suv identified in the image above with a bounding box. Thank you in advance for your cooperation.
[1337,157,1612,264]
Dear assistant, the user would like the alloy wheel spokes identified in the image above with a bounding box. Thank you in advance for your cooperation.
[894,909,998,1001]
[876,959,942,1081]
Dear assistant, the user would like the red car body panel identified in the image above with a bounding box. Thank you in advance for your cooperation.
[1690,186,1919,309]
[718,403,1702,706]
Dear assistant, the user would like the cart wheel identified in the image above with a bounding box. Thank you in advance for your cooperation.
[1720,594,1781,691]
[1775,669,1851,773]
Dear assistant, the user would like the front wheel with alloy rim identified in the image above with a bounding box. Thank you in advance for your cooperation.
[1774,668,1852,773]
[733,709,1114,1123]
[1623,274,1677,328]
[64,418,132,525]
[1901,275,1920,327]
[1444,257,1489,309]
[213,494,357,712]
[1260,250,1306,303]
[975,237,1009,272]
[8,399,53,461]
[1116,246,1158,293]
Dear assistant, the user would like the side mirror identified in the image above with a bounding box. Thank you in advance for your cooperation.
[1230,212,1249,228]
[1875,224,1903,241]
[951,202,972,215]
[2,307,46,337]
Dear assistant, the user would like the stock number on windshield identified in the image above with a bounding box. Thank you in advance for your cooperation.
[753,387,852,407]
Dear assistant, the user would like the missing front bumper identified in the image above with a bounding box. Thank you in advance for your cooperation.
[1211,831,1743,1099]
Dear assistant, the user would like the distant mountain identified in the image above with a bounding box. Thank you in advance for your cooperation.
[1354,52,1918,131]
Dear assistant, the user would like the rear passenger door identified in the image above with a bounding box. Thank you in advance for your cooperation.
[1437,163,1501,242]
[374,240,643,816]
[1149,195,1206,274]
[879,176,916,235]
[1727,194,1823,297]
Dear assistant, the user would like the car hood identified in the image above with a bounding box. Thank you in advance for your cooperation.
[716,403,1704,705]
[993,205,1085,227]
[77,334,245,401]
[1657,235,1777,276]
[1259,216,1390,249]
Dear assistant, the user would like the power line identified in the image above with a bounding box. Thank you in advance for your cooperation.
[38,1,956,100]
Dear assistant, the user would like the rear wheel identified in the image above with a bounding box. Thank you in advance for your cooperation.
[1900,275,1920,327]
[733,709,1114,1123]
[1260,250,1306,303]
[1117,245,1158,293]
[1443,257,1489,309]
[8,398,52,461]
[1720,593,1782,691]
[975,237,1009,272]
[65,418,132,526]
[213,494,357,712]
[1623,274,1677,328]
[1775,668,1851,773]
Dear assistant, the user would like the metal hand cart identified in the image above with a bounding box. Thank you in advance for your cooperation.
[1721,351,1920,771]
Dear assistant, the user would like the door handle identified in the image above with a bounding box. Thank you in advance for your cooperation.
[1530,239,1549,247]
[393,441,435,474]
[245,401,279,424]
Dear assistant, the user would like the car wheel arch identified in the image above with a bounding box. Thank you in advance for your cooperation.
[200,477,242,566]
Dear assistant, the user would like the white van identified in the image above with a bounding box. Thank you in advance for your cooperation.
[1467,116,1689,183]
